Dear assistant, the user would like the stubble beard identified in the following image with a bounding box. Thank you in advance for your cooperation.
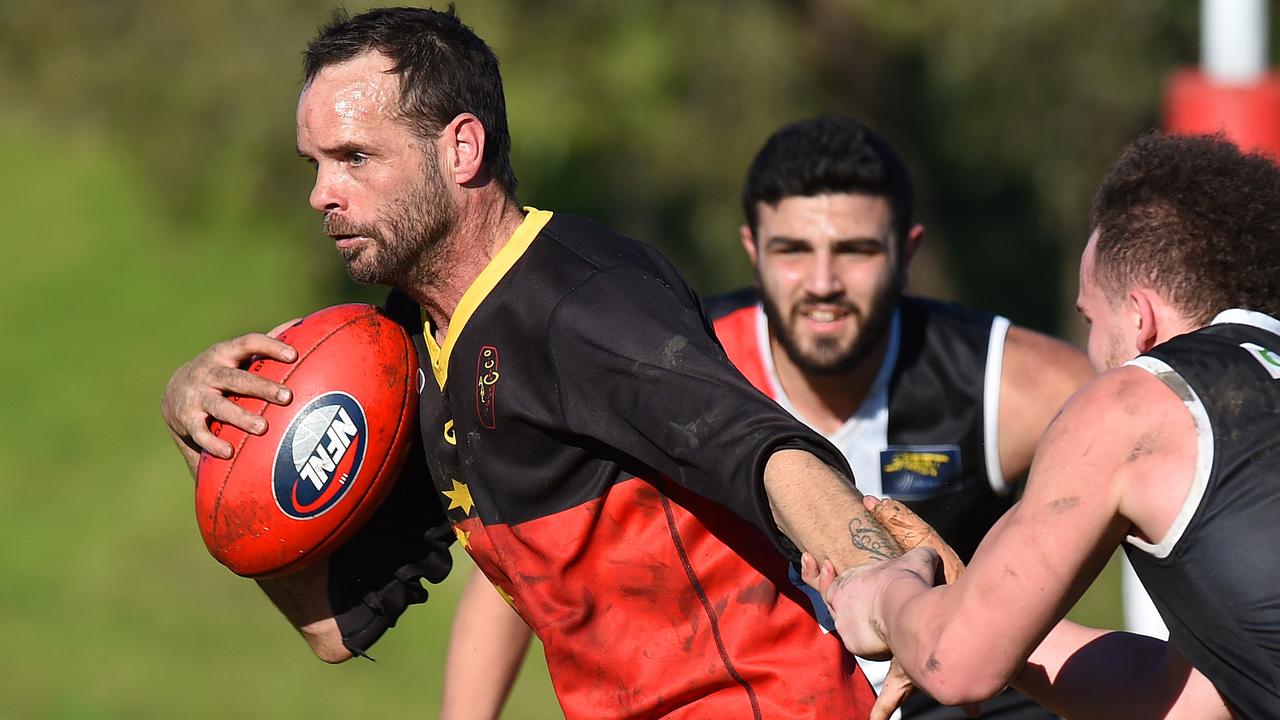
[326,161,457,289]
[760,274,903,377]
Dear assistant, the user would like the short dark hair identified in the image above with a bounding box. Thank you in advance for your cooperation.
[1089,133,1280,323]
[303,6,518,198]
[742,115,914,246]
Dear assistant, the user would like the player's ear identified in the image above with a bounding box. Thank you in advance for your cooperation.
[1131,288,1159,354]
[740,225,760,267]
[899,224,925,285]
[442,113,486,187]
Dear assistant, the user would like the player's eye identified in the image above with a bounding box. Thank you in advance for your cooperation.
[771,243,809,255]
[837,240,884,256]
[349,153,370,167]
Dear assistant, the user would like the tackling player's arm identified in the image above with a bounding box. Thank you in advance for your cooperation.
[995,326,1095,482]
[440,570,533,720]
[819,367,1209,710]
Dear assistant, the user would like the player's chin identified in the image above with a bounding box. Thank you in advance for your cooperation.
[344,259,392,286]
[795,343,858,375]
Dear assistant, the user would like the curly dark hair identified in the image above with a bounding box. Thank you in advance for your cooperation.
[1089,133,1280,323]
[742,116,914,249]
[303,6,518,200]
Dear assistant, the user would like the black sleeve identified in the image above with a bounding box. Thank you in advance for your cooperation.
[546,265,852,561]
[327,436,455,657]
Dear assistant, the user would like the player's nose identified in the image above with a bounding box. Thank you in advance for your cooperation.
[804,248,843,296]
[309,166,347,214]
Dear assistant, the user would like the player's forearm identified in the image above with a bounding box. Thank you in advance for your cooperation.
[877,577,1014,706]
[256,562,351,663]
[763,449,902,571]
[441,570,533,720]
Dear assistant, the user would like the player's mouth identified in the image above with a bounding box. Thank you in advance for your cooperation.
[330,234,369,250]
[797,304,854,333]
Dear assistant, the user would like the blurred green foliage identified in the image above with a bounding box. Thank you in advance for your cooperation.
[3,0,1269,716]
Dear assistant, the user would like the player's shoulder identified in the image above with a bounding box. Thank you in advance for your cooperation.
[515,211,700,313]
[1049,364,1188,453]
[537,212,669,276]
[1038,364,1198,516]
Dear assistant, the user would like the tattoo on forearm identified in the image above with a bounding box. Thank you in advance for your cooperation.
[848,516,902,560]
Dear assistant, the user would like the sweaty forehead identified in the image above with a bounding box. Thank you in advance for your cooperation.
[756,193,893,240]
[297,53,401,130]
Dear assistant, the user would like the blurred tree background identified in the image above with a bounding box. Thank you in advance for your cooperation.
[2,0,1268,717]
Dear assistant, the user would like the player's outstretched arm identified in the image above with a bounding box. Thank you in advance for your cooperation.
[818,368,1182,706]
[161,326,298,477]
[440,569,533,720]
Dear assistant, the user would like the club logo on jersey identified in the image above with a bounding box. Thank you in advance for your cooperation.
[272,392,367,519]
[1241,342,1280,380]
[476,346,500,429]
[879,445,962,500]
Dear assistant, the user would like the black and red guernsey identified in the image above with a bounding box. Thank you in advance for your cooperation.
[385,209,875,718]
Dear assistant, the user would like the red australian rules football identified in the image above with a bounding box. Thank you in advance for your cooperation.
[195,304,419,578]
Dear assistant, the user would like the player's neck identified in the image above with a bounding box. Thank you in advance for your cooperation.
[770,334,890,435]
[404,193,525,344]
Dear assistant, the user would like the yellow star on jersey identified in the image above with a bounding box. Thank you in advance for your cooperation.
[454,526,471,550]
[442,479,474,515]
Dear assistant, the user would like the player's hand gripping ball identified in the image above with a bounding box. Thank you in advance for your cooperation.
[195,304,419,578]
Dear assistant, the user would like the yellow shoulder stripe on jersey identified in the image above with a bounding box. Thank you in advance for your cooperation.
[422,207,553,389]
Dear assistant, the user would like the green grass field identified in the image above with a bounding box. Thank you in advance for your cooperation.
[0,121,1122,718]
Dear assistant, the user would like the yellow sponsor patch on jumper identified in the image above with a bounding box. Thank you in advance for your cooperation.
[880,445,963,500]
[882,452,952,477]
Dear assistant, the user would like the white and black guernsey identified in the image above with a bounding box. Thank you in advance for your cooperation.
[707,289,1016,562]
[708,289,1059,720]
[1124,309,1280,720]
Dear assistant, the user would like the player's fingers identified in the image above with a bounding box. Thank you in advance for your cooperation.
[208,365,293,405]
[873,498,965,583]
[217,333,298,366]
[800,552,819,588]
[189,419,233,459]
[869,663,916,720]
[862,494,882,512]
[816,559,837,595]
[201,393,268,436]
